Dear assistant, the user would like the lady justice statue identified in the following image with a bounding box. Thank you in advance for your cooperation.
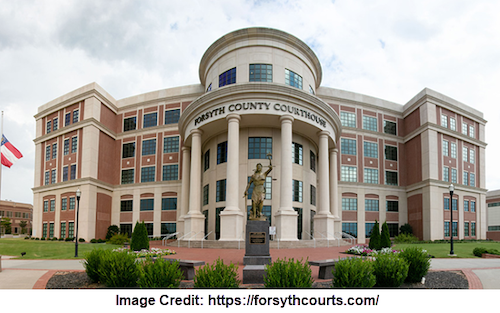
[244,153,273,221]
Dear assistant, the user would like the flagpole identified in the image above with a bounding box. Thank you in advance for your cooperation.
[0,110,3,201]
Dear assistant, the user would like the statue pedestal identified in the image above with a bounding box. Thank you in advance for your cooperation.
[243,220,271,284]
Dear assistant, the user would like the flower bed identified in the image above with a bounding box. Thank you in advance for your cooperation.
[113,247,176,258]
[347,245,399,256]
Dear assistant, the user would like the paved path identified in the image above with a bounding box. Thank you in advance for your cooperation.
[1,246,500,289]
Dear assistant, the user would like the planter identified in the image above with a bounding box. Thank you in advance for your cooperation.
[481,253,500,259]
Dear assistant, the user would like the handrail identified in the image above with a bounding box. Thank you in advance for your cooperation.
[187,231,204,248]
[305,231,315,248]
[201,231,212,249]
[177,231,193,247]
[162,232,179,246]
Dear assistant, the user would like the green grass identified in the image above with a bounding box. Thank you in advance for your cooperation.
[0,238,123,259]
[394,241,500,258]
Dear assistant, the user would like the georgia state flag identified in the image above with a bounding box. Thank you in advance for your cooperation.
[1,135,23,168]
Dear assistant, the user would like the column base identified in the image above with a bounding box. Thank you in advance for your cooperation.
[275,209,298,241]
[183,213,205,240]
[219,208,245,241]
[314,213,335,239]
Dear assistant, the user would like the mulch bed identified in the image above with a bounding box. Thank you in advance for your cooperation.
[45,270,469,289]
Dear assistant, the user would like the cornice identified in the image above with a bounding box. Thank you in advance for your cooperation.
[33,118,117,144]
[403,121,487,148]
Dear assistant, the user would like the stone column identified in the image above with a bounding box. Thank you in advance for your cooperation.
[220,114,244,241]
[275,115,298,241]
[314,131,335,239]
[177,146,191,236]
[330,148,342,235]
[183,129,205,240]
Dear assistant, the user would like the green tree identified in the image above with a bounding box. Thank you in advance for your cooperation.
[1,217,12,234]
[368,220,380,250]
[380,221,391,249]
[400,223,413,235]
[19,220,28,234]
[130,221,149,251]
[106,224,120,240]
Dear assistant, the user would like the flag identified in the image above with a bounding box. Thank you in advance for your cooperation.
[1,135,23,168]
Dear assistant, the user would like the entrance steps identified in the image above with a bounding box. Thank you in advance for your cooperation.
[165,238,354,249]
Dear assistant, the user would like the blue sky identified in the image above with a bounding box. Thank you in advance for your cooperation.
[1,0,499,204]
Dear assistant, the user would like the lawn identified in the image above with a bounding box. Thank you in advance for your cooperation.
[0,238,123,259]
[393,241,500,258]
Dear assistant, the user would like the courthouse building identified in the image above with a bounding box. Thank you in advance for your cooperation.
[32,27,487,244]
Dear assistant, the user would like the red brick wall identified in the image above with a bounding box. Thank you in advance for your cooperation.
[408,194,423,240]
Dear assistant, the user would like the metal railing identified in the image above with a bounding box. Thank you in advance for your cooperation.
[162,232,179,246]
[177,231,193,247]
[305,231,316,248]
[201,231,212,249]
[187,231,204,248]
[335,231,356,245]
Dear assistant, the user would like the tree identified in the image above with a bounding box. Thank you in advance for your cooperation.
[19,220,28,234]
[368,220,380,250]
[130,221,149,251]
[380,221,391,249]
[1,217,12,235]
[106,224,120,240]
[400,223,413,235]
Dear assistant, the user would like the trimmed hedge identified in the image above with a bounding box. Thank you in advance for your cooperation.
[264,258,313,288]
[332,258,376,288]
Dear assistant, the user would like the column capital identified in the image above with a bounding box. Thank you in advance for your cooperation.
[190,129,203,137]
[280,114,294,123]
[318,130,330,137]
[181,146,191,152]
[329,148,339,154]
[226,113,241,122]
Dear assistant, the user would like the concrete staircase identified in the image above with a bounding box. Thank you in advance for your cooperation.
[165,238,355,249]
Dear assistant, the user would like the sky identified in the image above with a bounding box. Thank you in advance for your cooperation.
[1,0,499,205]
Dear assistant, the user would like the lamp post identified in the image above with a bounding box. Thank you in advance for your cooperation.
[75,189,81,258]
[449,184,455,256]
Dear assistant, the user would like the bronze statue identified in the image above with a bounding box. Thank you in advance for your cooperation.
[244,153,273,221]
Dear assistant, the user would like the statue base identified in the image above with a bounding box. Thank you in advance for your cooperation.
[243,220,271,284]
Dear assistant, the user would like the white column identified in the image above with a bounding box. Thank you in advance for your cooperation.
[330,148,339,218]
[275,115,298,241]
[220,114,244,241]
[183,129,205,240]
[314,131,335,239]
[177,146,191,236]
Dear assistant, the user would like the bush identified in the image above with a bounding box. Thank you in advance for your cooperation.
[90,239,98,243]
[400,223,413,235]
[131,222,150,251]
[79,238,85,242]
[394,233,419,243]
[368,220,381,250]
[51,237,58,241]
[108,233,129,245]
[65,237,74,242]
[332,258,376,288]
[40,237,46,241]
[373,254,409,287]
[83,249,106,283]
[194,258,240,288]
[137,258,184,288]
[264,258,314,288]
[58,238,64,241]
[399,247,430,283]
[380,222,391,249]
[97,238,106,243]
[98,250,140,287]
[473,247,488,257]
[106,225,120,240]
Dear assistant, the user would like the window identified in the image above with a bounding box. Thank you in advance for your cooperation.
[204,150,210,171]
[363,116,377,131]
[141,166,155,182]
[365,199,379,211]
[310,151,316,172]
[216,207,225,240]
[341,166,357,182]
[65,112,71,126]
[285,69,302,89]
[442,140,449,156]
[464,200,469,212]
[71,137,78,153]
[219,67,236,87]
[452,198,458,211]
[121,200,133,212]
[43,201,48,212]
[450,117,456,131]
[122,142,135,158]
[469,125,475,138]
[63,166,68,182]
[64,139,69,155]
[470,173,475,187]
[443,167,449,182]
[450,142,457,158]
[206,83,212,92]
[162,164,178,181]
[70,164,76,180]
[310,185,316,206]
[203,184,209,205]
[444,198,450,210]
[292,142,303,165]
[464,222,469,237]
[309,85,315,95]
[45,145,50,161]
[61,198,67,211]
[140,199,154,211]
[471,201,476,212]
[249,64,272,82]
[46,120,51,134]
[384,120,397,135]
[364,168,378,184]
[163,136,179,153]
[217,141,228,164]
[385,145,398,161]
[464,171,469,185]
[44,171,50,185]
[364,142,378,158]
[53,118,58,131]
[164,109,180,124]
[52,143,57,159]
[50,199,55,212]
[340,111,356,127]
[341,138,356,155]
[42,223,47,238]
[342,223,358,237]
[451,168,457,184]
[143,112,157,128]
[470,149,475,164]
[441,114,448,128]
[294,207,303,239]
[216,179,226,202]
[385,171,398,185]
[142,139,156,155]
[162,198,177,211]
[51,169,56,184]
[60,223,66,239]
[365,223,376,237]
[248,137,272,159]
[462,123,468,135]
[471,222,476,236]
[342,198,357,211]
[69,197,75,210]
[68,222,74,238]
[145,223,153,237]
[123,116,137,131]
[444,221,450,237]
[161,223,176,235]
[387,200,399,212]
[246,176,272,200]
[292,180,303,202]
[120,224,132,238]
[73,110,79,123]
[463,147,468,162]
[121,169,135,184]
[452,221,458,237]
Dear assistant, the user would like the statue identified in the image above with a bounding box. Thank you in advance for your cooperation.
[244,153,273,221]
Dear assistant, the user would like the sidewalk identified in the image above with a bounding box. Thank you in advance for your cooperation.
[2,247,500,289]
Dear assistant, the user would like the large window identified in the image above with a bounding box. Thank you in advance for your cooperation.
[121,169,135,184]
[363,116,377,132]
[53,118,58,131]
[68,222,74,238]
[464,200,469,212]
[246,176,272,200]
[46,120,51,134]
[142,139,156,155]
[388,223,399,237]
[441,114,448,128]
[52,143,57,159]
[45,146,50,161]
[292,142,303,165]
[469,125,475,138]
[364,142,378,158]
[73,110,79,123]
[285,69,302,89]
[365,223,376,237]
[443,167,449,182]
[60,223,66,239]
[64,139,70,155]
[249,64,272,82]
[365,199,379,211]
[450,117,456,131]
[65,112,71,127]
[163,136,179,153]
[219,68,236,87]
[203,185,209,205]
[162,198,177,211]
[385,145,397,161]
[292,180,303,202]
[470,173,475,187]
[442,140,449,156]
[123,117,137,132]
[204,150,210,171]
[61,198,67,211]
[384,120,397,135]
[463,172,469,185]
[310,151,316,172]
[464,222,469,237]
[122,142,135,158]
[162,164,178,181]
[364,168,378,184]
[161,223,176,236]
[444,198,450,210]
[386,200,399,212]
[217,141,228,164]
[385,171,398,185]
[140,199,154,211]
[63,166,68,182]
[248,137,272,159]
[51,169,56,184]
[69,197,75,210]
[216,179,227,202]
[340,111,356,128]
[471,222,476,236]
[452,221,458,237]
[143,112,158,128]
[342,223,357,237]
[70,164,76,180]
[342,198,357,211]
[165,109,180,125]
[141,166,155,182]
[310,185,316,206]
[71,137,78,153]
[450,142,457,158]
[451,168,457,184]
[462,123,468,135]
[463,147,468,162]
[470,149,475,164]
[444,221,450,237]
[121,200,133,212]
[341,138,356,155]
[341,166,357,182]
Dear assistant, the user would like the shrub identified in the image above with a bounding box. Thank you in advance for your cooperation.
[65,237,74,242]
[131,221,150,251]
[40,237,46,241]
[58,238,64,241]
[473,247,488,257]
[264,258,314,288]
[373,254,409,287]
[98,250,140,287]
[400,223,413,235]
[90,239,98,243]
[97,238,106,243]
[79,238,85,242]
[108,233,129,245]
[380,222,391,249]
[137,258,184,288]
[394,233,419,243]
[83,249,106,283]
[332,257,376,288]
[194,258,240,288]
[368,220,381,250]
[51,237,58,241]
[106,225,120,240]
[398,247,430,283]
